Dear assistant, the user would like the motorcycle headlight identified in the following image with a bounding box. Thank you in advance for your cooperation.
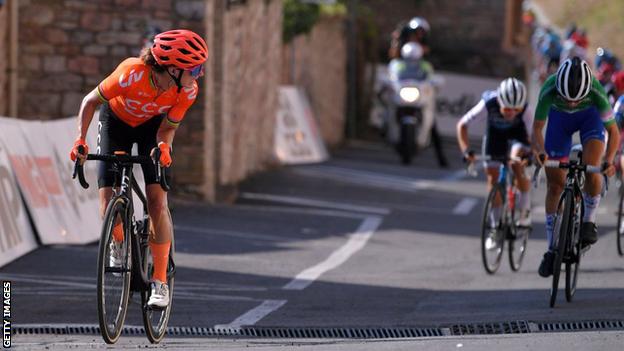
[399,87,420,103]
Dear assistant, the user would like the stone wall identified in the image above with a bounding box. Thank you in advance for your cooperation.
[218,0,282,187]
[282,16,347,147]
[361,0,525,77]
[0,1,8,116]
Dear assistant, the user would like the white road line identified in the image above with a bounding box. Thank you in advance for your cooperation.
[240,192,391,215]
[0,275,96,289]
[214,299,287,330]
[283,216,383,290]
[452,197,478,215]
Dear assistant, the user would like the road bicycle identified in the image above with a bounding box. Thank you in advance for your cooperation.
[533,147,605,308]
[615,166,624,255]
[73,147,174,344]
[467,155,531,274]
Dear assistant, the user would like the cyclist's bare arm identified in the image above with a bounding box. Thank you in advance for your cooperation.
[156,118,178,147]
[77,88,103,140]
[605,122,620,164]
[532,119,547,162]
[456,121,470,154]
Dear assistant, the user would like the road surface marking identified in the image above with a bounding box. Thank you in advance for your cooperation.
[452,197,478,215]
[214,299,287,330]
[240,192,391,215]
[283,216,383,290]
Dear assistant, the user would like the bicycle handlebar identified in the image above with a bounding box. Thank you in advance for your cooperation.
[532,160,608,192]
[465,154,530,177]
[72,147,170,192]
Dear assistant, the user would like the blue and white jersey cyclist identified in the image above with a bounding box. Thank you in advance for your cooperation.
[532,57,619,278]
[457,78,534,242]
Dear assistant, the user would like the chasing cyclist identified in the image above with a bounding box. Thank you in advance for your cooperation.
[533,57,619,277]
[457,78,533,240]
[69,29,208,307]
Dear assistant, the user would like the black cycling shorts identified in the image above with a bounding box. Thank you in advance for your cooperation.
[484,126,530,159]
[97,103,170,188]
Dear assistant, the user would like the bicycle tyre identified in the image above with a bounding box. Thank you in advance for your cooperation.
[481,185,505,274]
[566,195,584,302]
[97,196,132,344]
[142,219,175,344]
[617,189,624,256]
[550,190,573,308]
[508,187,528,271]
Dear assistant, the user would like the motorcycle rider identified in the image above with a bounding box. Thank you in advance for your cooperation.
[389,17,431,59]
[457,78,533,238]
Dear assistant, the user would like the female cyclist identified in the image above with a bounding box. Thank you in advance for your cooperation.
[69,29,208,307]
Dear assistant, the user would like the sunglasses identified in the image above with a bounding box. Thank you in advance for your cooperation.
[501,107,523,114]
[188,64,204,78]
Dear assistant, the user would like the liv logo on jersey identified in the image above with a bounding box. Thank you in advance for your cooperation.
[119,69,144,88]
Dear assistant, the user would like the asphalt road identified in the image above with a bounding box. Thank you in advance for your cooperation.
[4,139,624,350]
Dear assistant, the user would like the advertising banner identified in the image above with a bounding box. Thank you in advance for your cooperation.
[0,117,101,244]
[275,86,329,164]
[434,71,502,138]
[0,118,38,268]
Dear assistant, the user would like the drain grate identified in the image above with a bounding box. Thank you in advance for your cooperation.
[13,324,444,339]
[536,320,624,333]
[14,320,624,338]
[450,321,531,335]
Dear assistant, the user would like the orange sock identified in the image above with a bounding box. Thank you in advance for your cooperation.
[112,222,124,242]
[149,241,171,283]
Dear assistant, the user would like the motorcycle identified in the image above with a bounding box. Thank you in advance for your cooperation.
[377,43,443,165]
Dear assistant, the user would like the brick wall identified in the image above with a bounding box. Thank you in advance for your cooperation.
[0,2,7,116]
[361,0,525,77]
[283,16,347,147]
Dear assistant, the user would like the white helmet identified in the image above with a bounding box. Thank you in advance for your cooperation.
[400,42,424,60]
[497,78,527,108]
[407,17,430,33]
[556,57,592,101]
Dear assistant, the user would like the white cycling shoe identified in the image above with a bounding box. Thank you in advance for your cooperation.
[516,210,532,227]
[148,280,169,308]
[109,240,124,268]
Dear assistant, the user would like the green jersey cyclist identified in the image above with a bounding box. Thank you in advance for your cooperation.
[533,57,619,277]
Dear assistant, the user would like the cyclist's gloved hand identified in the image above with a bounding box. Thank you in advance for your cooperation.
[602,161,616,177]
[157,142,172,167]
[70,138,88,163]
[462,150,475,163]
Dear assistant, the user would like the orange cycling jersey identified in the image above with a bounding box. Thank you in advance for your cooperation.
[97,57,198,127]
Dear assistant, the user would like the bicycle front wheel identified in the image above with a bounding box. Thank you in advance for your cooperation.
[142,231,175,343]
[481,185,505,274]
[97,196,132,344]
[550,190,573,308]
[565,238,581,302]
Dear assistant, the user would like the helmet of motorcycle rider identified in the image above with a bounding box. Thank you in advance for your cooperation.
[407,17,430,33]
[497,78,527,109]
[400,42,424,61]
[556,57,593,102]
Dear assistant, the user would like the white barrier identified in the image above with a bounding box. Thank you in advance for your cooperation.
[275,86,329,164]
[0,117,101,245]
[0,119,38,267]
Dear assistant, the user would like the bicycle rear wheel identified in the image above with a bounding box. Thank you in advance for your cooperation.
[142,231,175,343]
[565,239,582,302]
[481,185,505,274]
[617,188,624,256]
[97,196,132,344]
[550,190,573,308]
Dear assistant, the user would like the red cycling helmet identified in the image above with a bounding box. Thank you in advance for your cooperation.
[151,29,208,69]
[612,71,624,93]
